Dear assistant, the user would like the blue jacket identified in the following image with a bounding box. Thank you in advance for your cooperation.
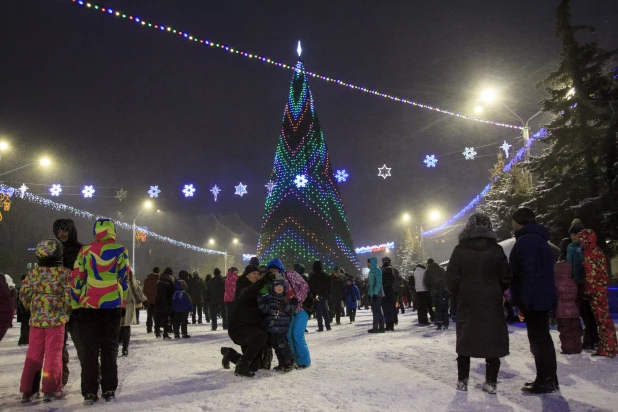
[566,242,585,284]
[172,281,194,313]
[259,286,294,334]
[367,257,383,297]
[509,223,557,311]
[343,283,361,309]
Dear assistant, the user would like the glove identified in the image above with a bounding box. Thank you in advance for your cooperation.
[289,297,299,306]
[259,272,276,285]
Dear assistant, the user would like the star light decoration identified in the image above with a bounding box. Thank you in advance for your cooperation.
[82,185,95,198]
[294,174,308,188]
[19,184,28,198]
[500,141,513,158]
[424,154,438,168]
[183,184,196,197]
[210,185,221,201]
[463,147,477,160]
[265,181,276,195]
[235,183,248,197]
[335,169,349,183]
[49,184,62,197]
[115,188,128,202]
[378,164,391,179]
[148,185,161,198]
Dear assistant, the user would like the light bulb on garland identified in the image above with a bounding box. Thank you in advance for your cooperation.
[82,185,95,198]
[424,154,438,168]
[50,184,62,197]
[183,184,196,197]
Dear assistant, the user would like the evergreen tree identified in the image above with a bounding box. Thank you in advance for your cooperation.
[256,59,359,271]
[396,226,424,275]
[477,153,533,240]
[529,0,618,245]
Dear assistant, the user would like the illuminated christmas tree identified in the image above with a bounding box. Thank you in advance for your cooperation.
[257,53,359,272]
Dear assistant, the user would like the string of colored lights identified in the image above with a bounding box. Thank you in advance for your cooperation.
[422,129,546,237]
[68,0,522,130]
[0,183,225,255]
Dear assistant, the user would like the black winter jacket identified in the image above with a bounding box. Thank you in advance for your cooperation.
[206,274,225,305]
[155,273,175,313]
[229,275,266,331]
[308,262,331,298]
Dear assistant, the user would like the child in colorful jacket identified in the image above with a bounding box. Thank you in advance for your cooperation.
[171,280,193,339]
[554,259,582,354]
[259,279,295,371]
[19,239,72,403]
[579,229,618,358]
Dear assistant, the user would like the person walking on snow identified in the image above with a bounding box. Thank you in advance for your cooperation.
[19,240,72,403]
[171,279,193,339]
[343,278,361,323]
[367,257,385,333]
[414,262,432,325]
[206,269,226,331]
[308,261,331,332]
[143,267,160,333]
[188,271,204,324]
[154,268,175,339]
[380,257,397,331]
[119,270,147,356]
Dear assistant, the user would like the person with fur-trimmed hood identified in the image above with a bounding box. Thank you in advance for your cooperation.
[447,213,512,395]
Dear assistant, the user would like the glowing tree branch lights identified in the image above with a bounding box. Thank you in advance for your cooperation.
[257,59,359,271]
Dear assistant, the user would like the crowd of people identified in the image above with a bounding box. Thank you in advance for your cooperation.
[0,207,616,405]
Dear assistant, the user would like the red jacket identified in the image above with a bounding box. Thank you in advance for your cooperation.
[143,272,160,304]
[554,261,580,319]
[580,229,610,295]
[224,271,238,303]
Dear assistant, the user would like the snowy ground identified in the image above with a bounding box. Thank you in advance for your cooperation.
[1,309,618,412]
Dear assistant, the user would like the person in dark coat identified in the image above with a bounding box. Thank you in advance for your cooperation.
[53,218,83,388]
[446,213,512,394]
[0,273,14,342]
[308,261,331,332]
[171,280,193,339]
[206,269,226,330]
[188,271,204,324]
[202,274,212,323]
[509,207,558,394]
[380,257,397,331]
[17,274,31,345]
[432,273,451,330]
[294,264,308,283]
[143,267,160,333]
[220,265,275,377]
[329,267,345,325]
[343,278,361,323]
[154,267,175,339]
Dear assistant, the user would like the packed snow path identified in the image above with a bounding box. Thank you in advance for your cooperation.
[1,309,617,411]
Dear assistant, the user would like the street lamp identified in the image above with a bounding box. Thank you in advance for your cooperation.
[0,141,9,164]
[224,238,239,274]
[132,200,153,276]
[402,213,411,222]
[0,156,52,178]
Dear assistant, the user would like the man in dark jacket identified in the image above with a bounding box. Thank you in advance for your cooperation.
[380,257,398,331]
[154,267,175,339]
[143,267,160,333]
[308,261,331,332]
[206,269,226,331]
[53,218,84,387]
[329,267,345,325]
[220,265,275,377]
[203,274,212,323]
[509,207,558,394]
[188,271,204,324]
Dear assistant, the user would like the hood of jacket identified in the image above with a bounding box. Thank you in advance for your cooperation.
[578,229,597,250]
[53,218,79,244]
[93,218,117,242]
[159,273,175,284]
[368,257,379,270]
[175,279,187,291]
[267,258,285,274]
[36,239,64,267]
[514,222,550,241]
[459,225,498,243]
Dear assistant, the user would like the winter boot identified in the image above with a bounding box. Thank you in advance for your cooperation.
[122,349,129,357]
[482,382,497,394]
[295,364,310,370]
[102,390,115,402]
[521,377,557,394]
[83,394,99,405]
[43,391,66,402]
[367,329,378,333]
[456,378,469,391]
[221,347,232,369]
[435,325,443,330]
[21,392,39,403]
[281,362,295,373]
[234,360,255,378]
[182,334,191,338]
[484,358,499,394]
[174,334,181,339]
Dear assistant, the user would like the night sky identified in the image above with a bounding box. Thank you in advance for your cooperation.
[1,1,617,270]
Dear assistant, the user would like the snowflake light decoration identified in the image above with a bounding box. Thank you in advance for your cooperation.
[210,185,221,201]
[49,184,62,197]
[19,184,28,198]
[463,147,477,160]
[235,183,248,197]
[294,174,308,188]
[148,185,161,198]
[377,165,391,179]
[424,154,438,168]
[183,184,196,197]
[335,169,349,183]
[82,185,95,198]
[115,188,128,202]
[265,181,276,195]
[500,141,512,158]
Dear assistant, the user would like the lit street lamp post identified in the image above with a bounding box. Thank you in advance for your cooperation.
[224,239,239,274]
[0,157,52,178]
[132,200,153,276]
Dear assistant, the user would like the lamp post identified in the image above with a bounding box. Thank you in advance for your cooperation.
[0,156,52,177]
[224,239,239,274]
[132,200,153,276]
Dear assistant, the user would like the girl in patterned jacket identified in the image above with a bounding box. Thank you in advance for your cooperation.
[19,239,72,403]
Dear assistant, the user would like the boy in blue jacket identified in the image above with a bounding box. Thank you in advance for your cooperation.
[343,278,361,323]
[259,279,295,372]
[172,280,193,339]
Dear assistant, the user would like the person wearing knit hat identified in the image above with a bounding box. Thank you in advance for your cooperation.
[188,271,205,325]
[155,268,175,339]
[380,256,399,331]
[19,239,72,403]
[510,209,558,394]
[206,268,226,331]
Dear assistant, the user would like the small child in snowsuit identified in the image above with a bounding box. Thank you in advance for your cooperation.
[432,275,450,330]
[343,278,361,323]
[259,279,295,372]
[554,260,582,354]
[171,280,193,339]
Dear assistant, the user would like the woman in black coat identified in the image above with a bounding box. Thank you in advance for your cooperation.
[154,267,176,339]
[446,213,512,394]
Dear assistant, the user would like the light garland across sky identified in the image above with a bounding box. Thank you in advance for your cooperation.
[68,0,522,130]
[0,183,225,255]
[422,129,546,237]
